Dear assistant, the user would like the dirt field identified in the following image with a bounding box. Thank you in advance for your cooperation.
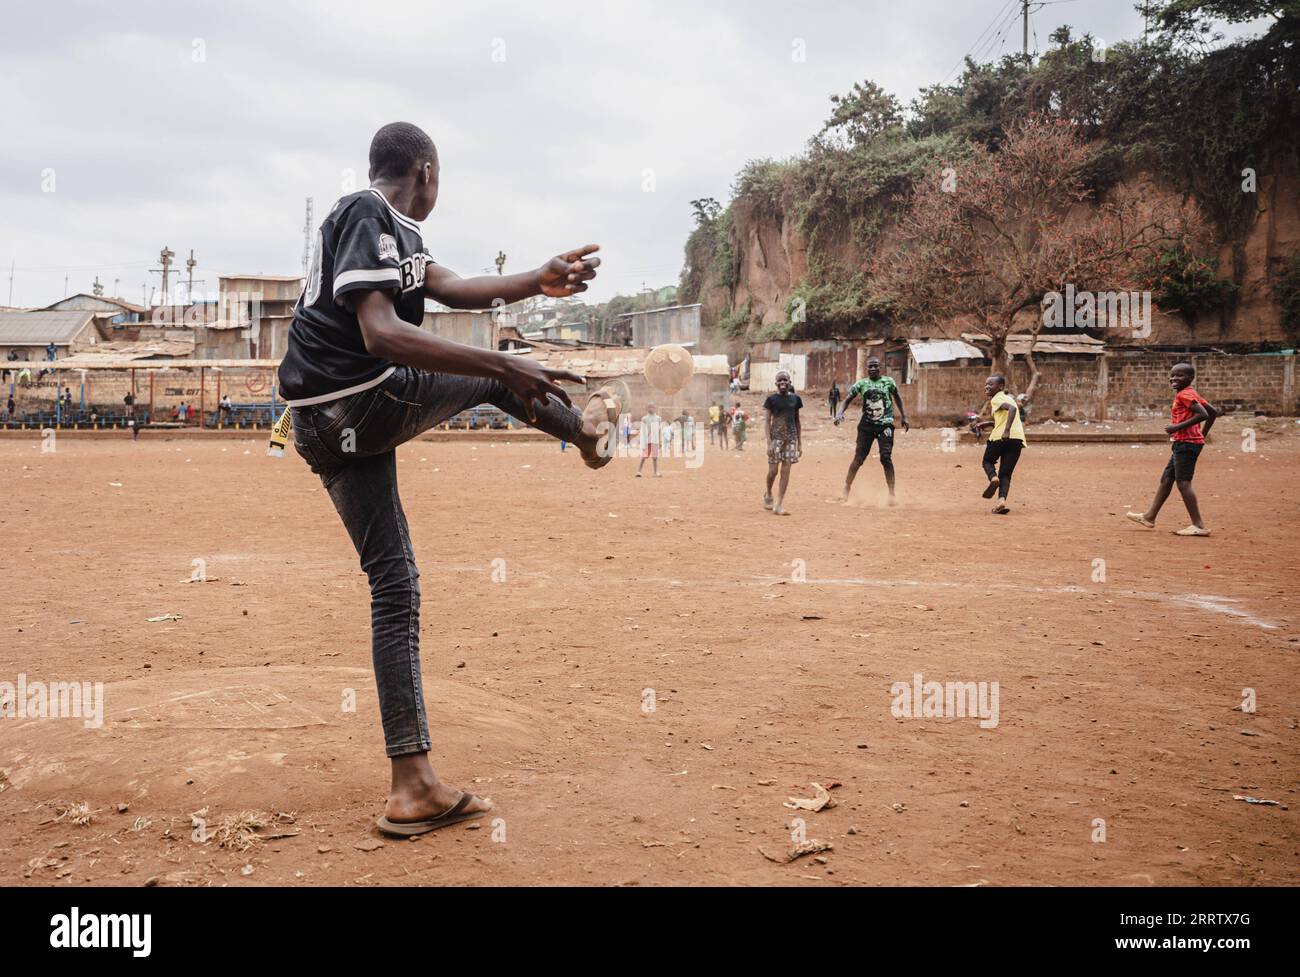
[2,412,1297,887]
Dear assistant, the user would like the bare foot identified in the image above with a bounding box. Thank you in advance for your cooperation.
[763,494,773,510]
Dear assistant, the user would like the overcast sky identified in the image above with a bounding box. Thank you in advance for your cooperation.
[0,0,1265,309]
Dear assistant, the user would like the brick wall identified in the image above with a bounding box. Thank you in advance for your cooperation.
[833,351,1295,423]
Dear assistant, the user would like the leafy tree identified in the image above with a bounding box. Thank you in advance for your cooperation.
[872,116,1207,379]
[816,81,904,149]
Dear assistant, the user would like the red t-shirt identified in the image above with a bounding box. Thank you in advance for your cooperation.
[1171,386,1208,443]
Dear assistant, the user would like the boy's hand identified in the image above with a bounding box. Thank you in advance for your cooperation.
[498,356,584,421]
[538,245,601,297]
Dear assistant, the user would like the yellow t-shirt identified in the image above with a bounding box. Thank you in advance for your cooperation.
[708,405,721,423]
[989,391,1026,443]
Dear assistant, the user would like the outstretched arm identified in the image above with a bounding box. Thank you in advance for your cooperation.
[424,245,600,309]
[353,289,583,420]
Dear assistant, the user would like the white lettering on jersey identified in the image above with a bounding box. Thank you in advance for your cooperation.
[399,252,429,293]
[377,234,399,262]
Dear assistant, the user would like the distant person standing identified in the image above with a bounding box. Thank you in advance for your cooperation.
[763,371,803,515]
[707,401,720,445]
[828,380,841,420]
[636,404,662,477]
[674,409,693,454]
[46,342,57,362]
[6,394,14,422]
[177,401,189,423]
[730,399,749,451]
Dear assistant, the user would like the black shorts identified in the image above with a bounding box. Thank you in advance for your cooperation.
[1162,441,1203,482]
[855,421,894,461]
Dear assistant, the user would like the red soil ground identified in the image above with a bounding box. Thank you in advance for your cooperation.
[2,413,1297,886]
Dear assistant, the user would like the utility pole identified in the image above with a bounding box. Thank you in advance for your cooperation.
[301,197,314,277]
[185,249,202,305]
[113,277,120,298]
[6,259,12,307]
[92,276,104,296]
[1023,0,1029,58]
[152,246,175,304]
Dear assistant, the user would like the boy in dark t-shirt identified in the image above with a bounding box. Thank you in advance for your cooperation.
[762,371,803,515]
[279,122,622,837]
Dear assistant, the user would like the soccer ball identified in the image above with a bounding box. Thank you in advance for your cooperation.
[644,344,694,394]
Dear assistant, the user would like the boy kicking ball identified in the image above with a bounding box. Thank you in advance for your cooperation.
[762,370,802,515]
[278,122,621,837]
[1127,362,1217,536]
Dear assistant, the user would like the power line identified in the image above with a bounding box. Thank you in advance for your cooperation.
[972,3,1026,65]
[942,0,1019,84]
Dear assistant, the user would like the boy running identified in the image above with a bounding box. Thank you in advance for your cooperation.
[974,374,1026,514]
[278,122,620,836]
[835,356,908,504]
[1126,363,1217,536]
[762,371,802,515]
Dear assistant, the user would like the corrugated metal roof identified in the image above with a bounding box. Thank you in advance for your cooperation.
[616,303,703,319]
[961,331,1105,355]
[44,294,150,314]
[0,310,96,345]
[910,340,986,364]
[524,346,730,378]
[53,339,196,366]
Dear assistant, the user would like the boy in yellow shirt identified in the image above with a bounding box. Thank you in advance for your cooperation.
[973,374,1026,514]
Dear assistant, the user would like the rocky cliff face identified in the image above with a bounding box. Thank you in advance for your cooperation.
[697,144,1300,348]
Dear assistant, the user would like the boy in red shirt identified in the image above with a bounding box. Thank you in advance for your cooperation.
[1126,362,1217,536]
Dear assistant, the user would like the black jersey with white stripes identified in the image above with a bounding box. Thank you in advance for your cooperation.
[279,188,432,405]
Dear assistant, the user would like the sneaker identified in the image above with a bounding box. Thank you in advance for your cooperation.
[1174,525,1210,536]
[1125,512,1155,529]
